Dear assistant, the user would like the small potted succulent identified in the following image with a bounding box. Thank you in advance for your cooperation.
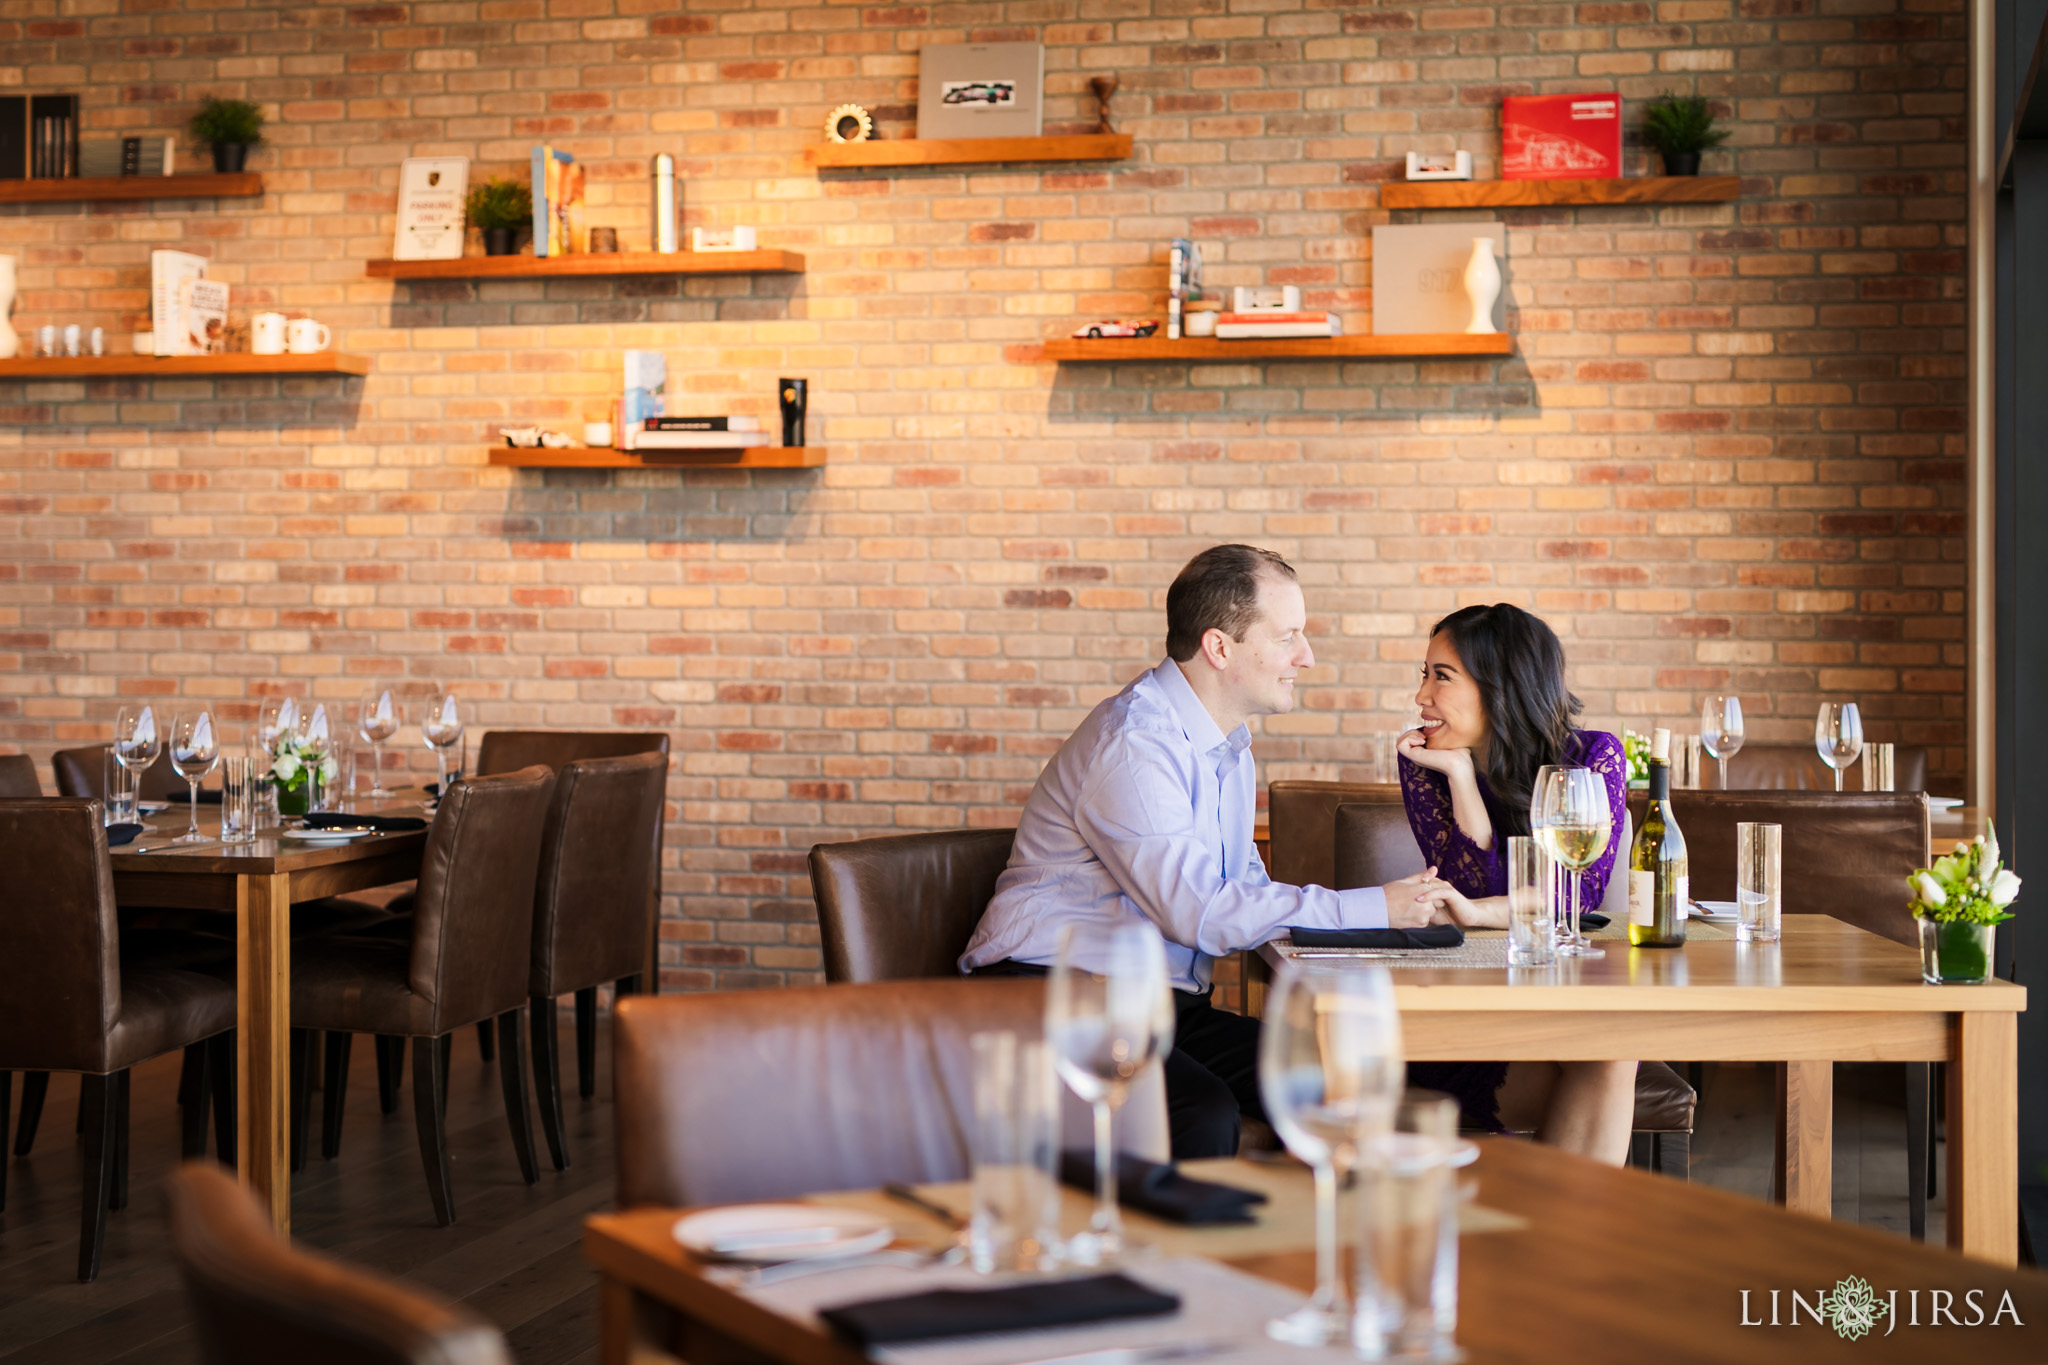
[189,98,265,174]
[1641,93,1729,177]
[1909,826,2020,984]
[268,730,337,817]
[465,178,533,257]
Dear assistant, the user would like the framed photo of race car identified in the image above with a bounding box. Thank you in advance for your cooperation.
[917,42,1043,140]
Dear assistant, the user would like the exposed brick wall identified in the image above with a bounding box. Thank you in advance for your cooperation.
[0,0,1965,989]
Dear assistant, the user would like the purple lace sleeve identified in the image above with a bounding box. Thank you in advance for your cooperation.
[1570,730,1630,906]
[1399,754,1507,898]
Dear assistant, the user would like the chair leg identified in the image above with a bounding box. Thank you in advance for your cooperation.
[321,1032,353,1160]
[575,986,598,1099]
[289,1028,315,1173]
[1626,1132,1652,1171]
[411,1035,455,1226]
[78,1072,117,1282]
[617,973,640,997]
[1907,1061,1930,1241]
[530,996,569,1171]
[111,1069,130,1212]
[0,1073,10,1213]
[13,1071,48,1156]
[181,1042,211,1160]
[1653,1132,1690,1180]
[477,1019,496,1064]
[1929,1060,1943,1199]
[437,1034,452,1122]
[209,1030,236,1169]
[497,1011,539,1185]
[177,1045,201,1109]
[375,1035,404,1115]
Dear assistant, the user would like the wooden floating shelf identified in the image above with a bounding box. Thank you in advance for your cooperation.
[487,446,826,470]
[805,134,1132,169]
[1041,334,1514,362]
[366,249,805,280]
[1380,176,1739,209]
[0,352,369,377]
[0,173,264,205]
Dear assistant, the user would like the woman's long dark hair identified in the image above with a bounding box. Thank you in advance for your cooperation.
[1429,603,1581,835]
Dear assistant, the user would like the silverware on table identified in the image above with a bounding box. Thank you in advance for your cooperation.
[881,1180,968,1230]
[717,1244,964,1288]
[1013,1339,1238,1365]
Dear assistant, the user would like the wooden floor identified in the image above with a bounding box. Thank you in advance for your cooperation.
[0,1033,1949,1364]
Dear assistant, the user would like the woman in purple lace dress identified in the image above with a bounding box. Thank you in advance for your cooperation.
[1395,603,1638,1165]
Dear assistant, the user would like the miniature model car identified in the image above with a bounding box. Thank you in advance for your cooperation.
[1072,319,1160,339]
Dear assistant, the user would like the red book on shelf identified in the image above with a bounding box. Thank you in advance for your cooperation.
[1501,94,1621,180]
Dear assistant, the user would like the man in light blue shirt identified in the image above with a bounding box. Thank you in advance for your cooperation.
[963,545,1444,1156]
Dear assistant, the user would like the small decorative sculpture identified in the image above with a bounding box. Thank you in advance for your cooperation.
[1462,237,1501,336]
[826,104,874,144]
[0,255,16,361]
[1091,75,1119,135]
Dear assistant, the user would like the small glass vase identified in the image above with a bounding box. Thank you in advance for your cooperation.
[276,780,310,817]
[1919,918,1994,985]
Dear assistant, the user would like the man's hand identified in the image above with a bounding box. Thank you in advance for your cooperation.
[1396,727,1474,779]
[1382,866,1445,928]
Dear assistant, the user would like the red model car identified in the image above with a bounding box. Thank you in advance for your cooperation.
[1073,319,1160,339]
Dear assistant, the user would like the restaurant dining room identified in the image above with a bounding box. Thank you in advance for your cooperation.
[9,0,2048,1360]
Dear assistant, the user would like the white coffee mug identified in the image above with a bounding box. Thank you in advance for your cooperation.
[286,318,332,354]
[582,421,614,448]
[251,312,287,355]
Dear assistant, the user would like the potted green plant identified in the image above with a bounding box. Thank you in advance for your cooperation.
[189,98,265,174]
[267,731,336,817]
[465,178,533,257]
[1623,729,1650,789]
[1909,826,2020,984]
[1640,93,1729,177]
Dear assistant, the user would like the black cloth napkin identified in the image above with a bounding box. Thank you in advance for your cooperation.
[1578,911,1611,931]
[164,788,222,804]
[819,1273,1179,1348]
[303,811,428,833]
[1056,1150,1267,1225]
[1287,924,1466,950]
[106,823,142,847]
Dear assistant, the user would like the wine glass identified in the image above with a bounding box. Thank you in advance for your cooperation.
[1815,702,1863,792]
[1259,959,1403,1346]
[1701,695,1745,789]
[420,690,465,792]
[1538,767,1612,958]
[357,683,400,796]
[167,710,220,843]
[1046,919,1175,1267]
[1527,764,1562,944]
[111,704,161,824]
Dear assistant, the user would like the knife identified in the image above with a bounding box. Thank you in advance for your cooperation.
[1012,1339,1236,1365]
[881,1181,967,1230]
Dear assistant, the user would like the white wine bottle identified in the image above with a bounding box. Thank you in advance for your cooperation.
[1628,727,1688,947]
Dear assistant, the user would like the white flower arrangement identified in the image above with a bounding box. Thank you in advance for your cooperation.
[269,732,338,792]
[1908,824,2020,927]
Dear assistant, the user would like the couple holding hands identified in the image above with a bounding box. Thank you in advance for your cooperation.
[961,544,1637,1165]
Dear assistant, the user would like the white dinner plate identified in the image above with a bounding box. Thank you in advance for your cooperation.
[1450,1138,1480,1168]
[1928,796,1966,810]
[281,828,376,843]
[672,1205,893,1263]
[1691,900,1739,920]
[137,800,170,814]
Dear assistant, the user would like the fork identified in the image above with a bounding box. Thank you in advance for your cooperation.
[717,1243,966,1289]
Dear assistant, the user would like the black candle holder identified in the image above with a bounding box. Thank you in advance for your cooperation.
[779,378,807,447]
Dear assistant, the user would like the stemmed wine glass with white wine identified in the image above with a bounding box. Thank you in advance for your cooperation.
[1815,702,1863,792]
[420,689,465,793]
[167,710,220,844]
[111,704,161,825]
[1537,767,1613,958]
[357,683,400,797]
[1701,695,1744,790]
[1258,959,1403,1346]
[1046,919,1175,1268]
[1528,763,1562,944]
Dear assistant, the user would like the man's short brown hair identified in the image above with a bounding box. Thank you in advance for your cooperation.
[1165,544,1298,662]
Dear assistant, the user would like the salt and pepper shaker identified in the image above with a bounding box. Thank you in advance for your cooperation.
[62,323,80,357]
[89,326,103,356]
[651,154,678,254]
[37,324,55,356]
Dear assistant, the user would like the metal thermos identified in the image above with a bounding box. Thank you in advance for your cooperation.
[652,154,678,253]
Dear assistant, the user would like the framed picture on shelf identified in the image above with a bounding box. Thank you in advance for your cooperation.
[917,42,1044,140]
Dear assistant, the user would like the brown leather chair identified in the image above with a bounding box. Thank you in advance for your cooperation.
[809,827,1018,982]
[615,977,1049,1207]
[167,1161,515,1365]
[525,751,668,1171]
[52,743,186,801]
[287,767,555,1224]
[0,754,40,797]
[1718,743,1929,793]
[0,800,237,1279]
[1266,780,1400,890]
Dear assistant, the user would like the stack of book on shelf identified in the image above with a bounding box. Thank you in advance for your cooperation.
[1214,311,1342,340]
[630,416,769,451]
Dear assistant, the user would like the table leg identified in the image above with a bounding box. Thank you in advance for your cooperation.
[1774,1060,1832,1219]
[237,871,292,1229]
[1948,1011,2019,1265]
[600,1278,683,1365]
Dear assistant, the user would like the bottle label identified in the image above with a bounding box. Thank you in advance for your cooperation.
[1629,870,1654,927]
[1676,873,1689,918]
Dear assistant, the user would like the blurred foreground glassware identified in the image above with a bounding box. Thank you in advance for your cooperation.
[1046,919,1173,1267]
[1260,958,1403,1346]
[1736,821,1782,944]
[1506,836,1556,967]
[1815,702,1863,792]
[969,1030,1061,1274]
[220,756,257,844]
[168,710,220,843]
[420,690,465,791]
[357,683,400,796]
[1354,1090,1461,1362]
[1700,695,1743,789]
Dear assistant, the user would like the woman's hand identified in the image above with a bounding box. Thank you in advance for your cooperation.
[1422,884,1508,929]
[1382,867,1445,928]
[1396,727,1475,779]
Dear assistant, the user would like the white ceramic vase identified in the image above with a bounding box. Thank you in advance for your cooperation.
[1462,237,1501,336]
[0,254,16,360]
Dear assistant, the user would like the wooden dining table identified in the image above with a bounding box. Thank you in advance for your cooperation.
[110,799,429,1228]
[1252,915,2026,1266]
[586,1138,2048,1364]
